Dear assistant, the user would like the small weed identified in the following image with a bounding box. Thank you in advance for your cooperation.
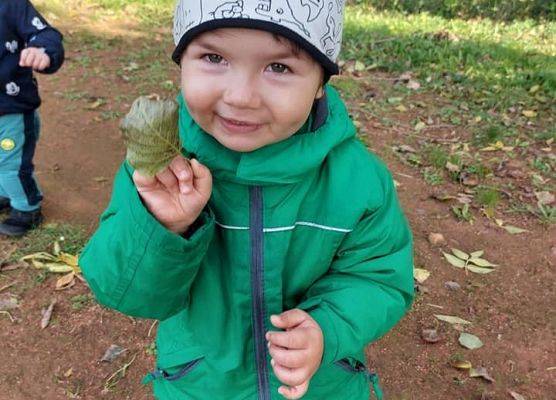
[422,168,444,185]
[452,204,473,222]
[423,144,449,169]
[71,294,94,311]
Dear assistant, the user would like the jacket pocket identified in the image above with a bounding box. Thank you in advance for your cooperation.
[334,357,367,374]
[143,356,204,385]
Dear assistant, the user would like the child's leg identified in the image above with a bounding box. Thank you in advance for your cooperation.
[0,112,43,211]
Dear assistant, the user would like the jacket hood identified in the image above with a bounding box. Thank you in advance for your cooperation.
[178,85,356,186]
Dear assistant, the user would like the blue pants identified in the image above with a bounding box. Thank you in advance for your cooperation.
[0,112,42,212]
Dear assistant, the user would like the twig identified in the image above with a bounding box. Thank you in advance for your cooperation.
[0,310,15,323]
[0,281,17,293]
[104,354,137,391]
[148,320,158,337]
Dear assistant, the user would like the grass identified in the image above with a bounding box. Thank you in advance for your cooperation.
[10,223,88,261]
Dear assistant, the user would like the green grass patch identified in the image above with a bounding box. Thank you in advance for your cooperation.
[11,223,88,261]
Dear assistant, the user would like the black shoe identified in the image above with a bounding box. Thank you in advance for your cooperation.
[0,208,43,237]
[0,197,9,212]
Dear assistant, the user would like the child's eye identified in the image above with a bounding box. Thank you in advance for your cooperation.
[267,63,290,74]
[203,54,224,64]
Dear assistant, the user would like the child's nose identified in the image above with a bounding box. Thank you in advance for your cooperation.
[222,76,261,109]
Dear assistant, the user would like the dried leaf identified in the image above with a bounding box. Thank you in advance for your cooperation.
[451,248,469,260]
[434,314,472,325]
[444,281,461,290]
[421,328,440,343]
[55,272,75,290]
[469,258,498,267]
[503,225,528,234]
[413,268,431,284]
[443,252,466,268]
[428,232,446,245]
[535,191,554,205]
[53,241,61,256]
[101,344,127,363]
[469,366,495,383]
[508,390,526,400]
[459,332,483,350]
[522,110,537,118]
[466,265,495,274]
[0,295,19,311]
[120,96,181,177]
[41,299,56,329]
[451,360,472,370]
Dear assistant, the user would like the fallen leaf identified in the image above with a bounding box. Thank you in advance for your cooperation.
[421,328,440,343]
[503,225,528,234]
[469,366,495,383]
[451,360,472,370]
[407,80,421,90]
[443,252,466,268]
[0,295,19,311]
[55,272,75,290]
[444,281,461,290]
[101,344,127,363]
[428,232,446,246]
[466,265,495,274]
[445,161,460,173]
[535,191,554,205]
[469,257,498,267]
[414,268,431,284]
[470,250,484,258]
[508,390,526,400]
[459,332,484,350]
[522,110,537,118]
[451,248,470,260]
[41,299,56,329]
[64,368,73,378]
[414,121,426,131]
[435,314,472,325]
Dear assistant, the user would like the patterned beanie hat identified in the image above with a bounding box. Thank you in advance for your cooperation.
[172,0,345,75]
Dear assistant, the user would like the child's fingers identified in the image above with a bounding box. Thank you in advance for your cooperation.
[169,156,193,194]
[190,158,212,195]
[266,329,307,350]
[278,381,309,400]
[133,170,158,189]
[155,167,179,192]
[36,56,50,71]
[270,309,308,330]
[270,359,307,387]
[268,344,306,369]
[19,50,31,66]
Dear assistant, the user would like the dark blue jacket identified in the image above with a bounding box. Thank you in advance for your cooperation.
[0,0,64,114]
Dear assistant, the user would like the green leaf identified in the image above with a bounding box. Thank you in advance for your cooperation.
[451,248,469,260]
[120,96,181,177]
[459,332,483,350]
[469,258,498,267]
[466,265,495,274]
[503,225,528,234]
[443,253,466,268]
[413,268,431,284]
[470,250,484,258]
[434,314,472,325]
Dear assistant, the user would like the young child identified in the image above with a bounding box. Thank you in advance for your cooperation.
[0,0,64,236]
[81,1,413,399]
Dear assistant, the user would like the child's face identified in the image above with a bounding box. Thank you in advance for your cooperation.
[180,28,324,153]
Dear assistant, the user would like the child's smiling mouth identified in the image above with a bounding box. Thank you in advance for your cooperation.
[217,114,263,134]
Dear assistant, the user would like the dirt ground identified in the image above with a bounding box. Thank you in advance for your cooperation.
[0,33,554,400]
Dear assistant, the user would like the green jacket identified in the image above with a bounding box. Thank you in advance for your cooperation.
[80,86,414,400]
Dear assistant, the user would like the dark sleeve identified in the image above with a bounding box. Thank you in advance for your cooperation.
[9,0,65,73]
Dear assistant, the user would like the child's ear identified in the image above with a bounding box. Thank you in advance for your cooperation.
[315,85,325,100]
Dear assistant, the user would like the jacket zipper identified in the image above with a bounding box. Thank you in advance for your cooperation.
[249,186,270,400]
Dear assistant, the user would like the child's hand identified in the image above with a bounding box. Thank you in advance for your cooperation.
[133,156,212,234]
[19,47,51,71]
[266,309,324,399]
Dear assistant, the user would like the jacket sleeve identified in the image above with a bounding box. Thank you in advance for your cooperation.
[80,162,215,321]
[9,0,65,73]
[297,167,414,366]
